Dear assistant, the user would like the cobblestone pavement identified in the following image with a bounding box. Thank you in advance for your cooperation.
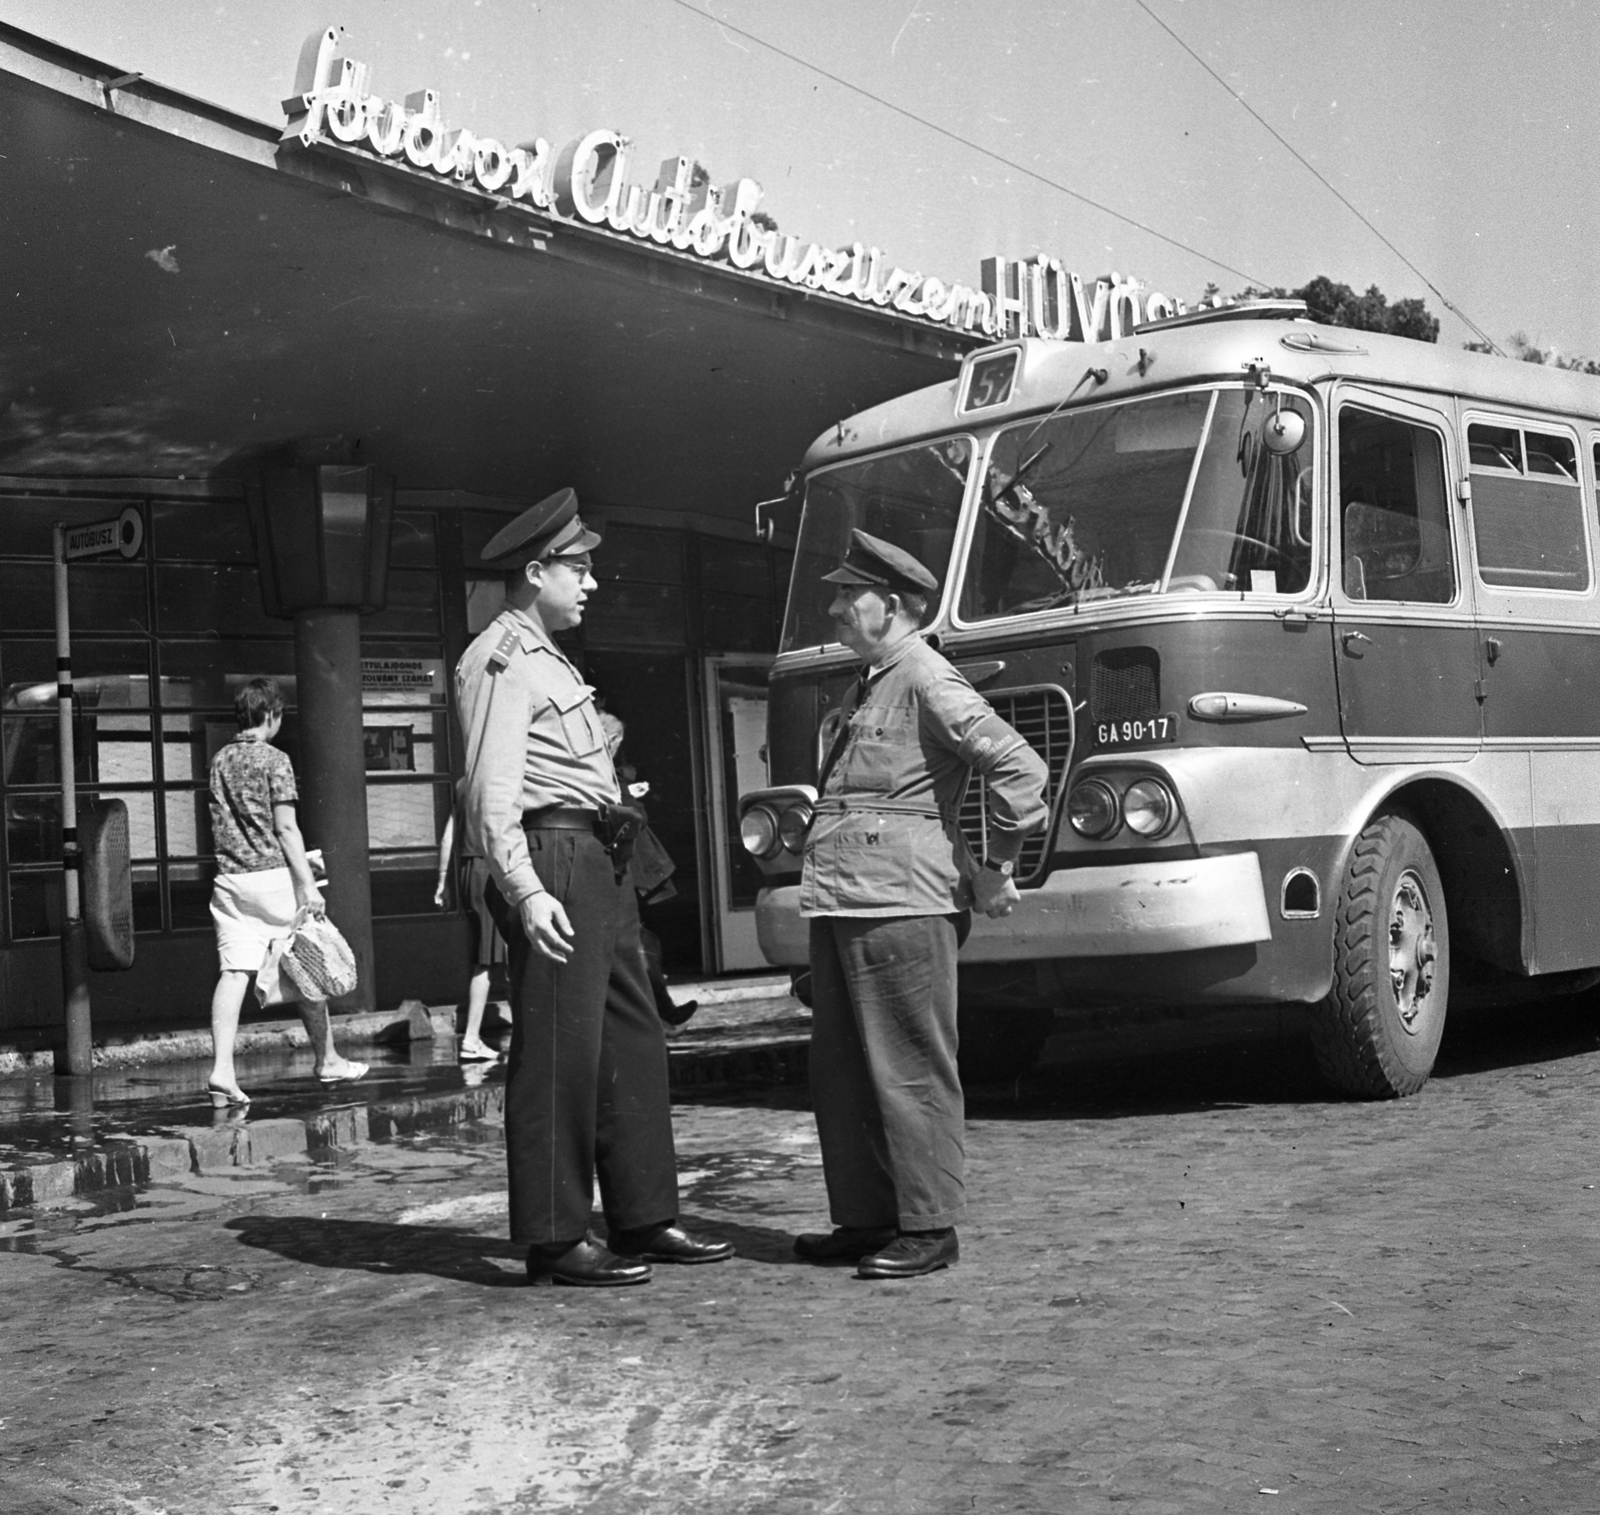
[3,1003,1598,1515]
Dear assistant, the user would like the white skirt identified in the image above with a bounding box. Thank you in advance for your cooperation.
[211,867,299,973]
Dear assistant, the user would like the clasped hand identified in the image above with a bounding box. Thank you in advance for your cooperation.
[970,867,1020,920]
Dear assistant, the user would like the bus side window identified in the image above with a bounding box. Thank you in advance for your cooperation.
[1470,422,1589,592]
[1337,408,1455,605]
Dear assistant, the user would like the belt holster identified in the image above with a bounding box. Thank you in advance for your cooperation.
[596,801,644,878]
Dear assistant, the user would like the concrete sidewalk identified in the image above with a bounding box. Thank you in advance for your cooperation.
[0,974,809,1214]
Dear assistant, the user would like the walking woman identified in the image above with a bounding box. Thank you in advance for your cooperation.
[205,677,367,1105]
[434,776,511,1061]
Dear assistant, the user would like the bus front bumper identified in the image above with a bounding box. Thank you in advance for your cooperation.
[754,852,1273,967]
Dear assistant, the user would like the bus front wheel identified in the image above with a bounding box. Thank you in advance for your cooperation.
[1312,812,1449,1098]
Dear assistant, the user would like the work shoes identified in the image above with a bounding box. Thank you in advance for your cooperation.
[525,1237,652,1287]
[793,1225,898,1264]
[609,1223,734,1265]
[856,1228,959,1279]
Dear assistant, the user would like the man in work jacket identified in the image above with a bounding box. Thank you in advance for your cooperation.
[456,487,733,1287]
[795,528,1049,1280]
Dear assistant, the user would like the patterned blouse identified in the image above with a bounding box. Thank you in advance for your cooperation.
[208,736,298,875]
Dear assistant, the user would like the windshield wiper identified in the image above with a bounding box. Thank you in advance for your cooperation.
[986,441,1053,504]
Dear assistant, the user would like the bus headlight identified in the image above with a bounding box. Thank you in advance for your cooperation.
[738,784,819,870]
[778,801,813,853]
[1122,777,1177,838]
[740,806,780,858]
[1067,779,1120,839]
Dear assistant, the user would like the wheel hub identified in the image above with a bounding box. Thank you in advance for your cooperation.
[1388,869,1436,1033]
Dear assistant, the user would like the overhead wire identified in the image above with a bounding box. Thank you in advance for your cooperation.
[664,0,1272,288]
[1131,0,1503,353]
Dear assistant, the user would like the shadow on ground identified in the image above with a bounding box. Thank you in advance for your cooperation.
[986,1033,1330,1121]
[1432,994,1600,1079]
[679,994,1600,1124]
[226,1214,527,1286]
[224,1210,783,1280]
[997,994,1600,1120]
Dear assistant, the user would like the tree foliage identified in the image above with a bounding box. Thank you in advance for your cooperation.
[1208,275,1600,369]
[1228,276,1440,343]
[1466,331,1600,375]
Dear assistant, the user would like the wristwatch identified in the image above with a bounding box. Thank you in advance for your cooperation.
[980,856,1015,877]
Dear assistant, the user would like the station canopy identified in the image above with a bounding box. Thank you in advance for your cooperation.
[0,26,966,522]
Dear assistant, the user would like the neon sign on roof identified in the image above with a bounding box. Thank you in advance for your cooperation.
[283,27,1185,343]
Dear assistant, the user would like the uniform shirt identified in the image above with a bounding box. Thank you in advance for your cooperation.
[448,778,482,863]
[800,634,1049,918]
[208,736,296,875]
[455,604,620,907]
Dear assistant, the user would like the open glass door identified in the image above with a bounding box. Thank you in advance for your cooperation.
[702,655,773,971]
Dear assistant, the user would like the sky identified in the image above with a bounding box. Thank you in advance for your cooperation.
[7,0,1599,357]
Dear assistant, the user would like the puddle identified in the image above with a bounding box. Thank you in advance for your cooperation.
[0,1128,504,1253]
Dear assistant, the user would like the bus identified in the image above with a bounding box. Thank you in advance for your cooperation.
[737,301,1600,1096]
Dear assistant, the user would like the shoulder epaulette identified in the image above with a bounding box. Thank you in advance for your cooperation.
[487,625,521,671]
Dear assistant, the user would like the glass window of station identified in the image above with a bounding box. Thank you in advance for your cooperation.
[0,491,452,943]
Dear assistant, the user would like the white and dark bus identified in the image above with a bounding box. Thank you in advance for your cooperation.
[738,302,1600,1096]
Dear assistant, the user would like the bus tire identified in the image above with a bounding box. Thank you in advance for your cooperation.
[1312,812,1449,1098]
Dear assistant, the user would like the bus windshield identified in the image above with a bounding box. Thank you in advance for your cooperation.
[959,387,1314,621]
[780,437,972,653]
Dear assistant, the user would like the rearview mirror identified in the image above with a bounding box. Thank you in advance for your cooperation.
[754,490,802,543]
[1262,409,1306,455]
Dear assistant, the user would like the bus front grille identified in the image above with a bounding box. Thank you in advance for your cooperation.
[958,685,1074,885]
[1091,647,1160,724]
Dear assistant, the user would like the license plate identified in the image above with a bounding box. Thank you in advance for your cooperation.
[1094,713,1177,748]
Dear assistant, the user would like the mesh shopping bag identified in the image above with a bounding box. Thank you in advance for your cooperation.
[280,910,359,1000]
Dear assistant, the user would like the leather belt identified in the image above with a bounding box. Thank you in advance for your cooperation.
[522,805,601,832]
[813,797,944,818]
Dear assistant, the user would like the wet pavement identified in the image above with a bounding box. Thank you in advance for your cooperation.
[0,985,811,1212]
[2,998,1598,1514]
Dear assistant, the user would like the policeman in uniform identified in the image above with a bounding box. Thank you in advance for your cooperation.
[456,489,733,1286]
[795,529,1049,1279]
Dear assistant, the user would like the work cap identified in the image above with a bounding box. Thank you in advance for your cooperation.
[821,528,939,595]
[480,487,602,568]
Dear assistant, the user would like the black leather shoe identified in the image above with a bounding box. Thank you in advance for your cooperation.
[793,1225,899,1264]
[609,1223,733,1265]
[525,1238,652,1287]
[658,997,699,1028]
[856,1228,959,1279]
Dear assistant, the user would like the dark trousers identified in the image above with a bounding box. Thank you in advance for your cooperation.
[808,913,966,1232]
[487,828,679,1247]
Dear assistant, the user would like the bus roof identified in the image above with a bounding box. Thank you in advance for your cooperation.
[799,317,1600,469]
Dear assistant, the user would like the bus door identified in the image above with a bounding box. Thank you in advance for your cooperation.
[1330,388,1481,765]
[1462,413,1600,971]
[700,654,775,972]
